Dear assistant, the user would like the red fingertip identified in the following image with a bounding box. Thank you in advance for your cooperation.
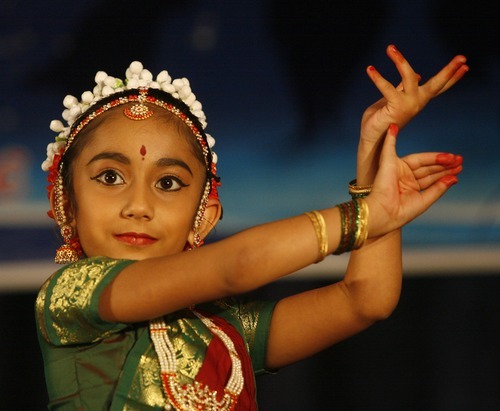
[389,123,399,135]
[388,44,405,62]
[436,153,463,166]
[436,153,453,165]
[452,154,464,167]
[436,153,456,166]
[441,175,459,188]
[367,65,376,72]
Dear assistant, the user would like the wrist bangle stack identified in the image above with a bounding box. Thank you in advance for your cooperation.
[332,198,369,255]
[304,210,328,263]
[348,179,373,199]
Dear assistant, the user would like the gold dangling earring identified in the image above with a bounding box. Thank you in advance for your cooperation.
[187,180,211,250]
[53,171,81,264]
[192,230,203,249]
[55,225,81,264]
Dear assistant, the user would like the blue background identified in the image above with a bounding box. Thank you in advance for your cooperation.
[0,1,498,266]
[0,1,499,409]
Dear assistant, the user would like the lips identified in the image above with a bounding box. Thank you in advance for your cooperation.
[114,232,158,246]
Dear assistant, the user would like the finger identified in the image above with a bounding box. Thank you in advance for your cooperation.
[402,152,463,170]
[422,55,468,96]
[366,65,399,101]
[413,162,463,179]
[369,124,401,222]
[419,175,459,208]
[436,63,469,95]
[375,123,400,188]
[379,123,399,163]
[386,45,420,94]
[414,165,463,190]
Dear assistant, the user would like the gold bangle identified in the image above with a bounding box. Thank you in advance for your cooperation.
[353,198,369,249]
[304,210,328,263]
[332,199,370,255]
[348,179,373,198]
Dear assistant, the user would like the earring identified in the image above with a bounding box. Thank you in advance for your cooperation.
[187,180,211,250]
[192,230,204,249]
[53,172,81,264]
[55,225,81,264]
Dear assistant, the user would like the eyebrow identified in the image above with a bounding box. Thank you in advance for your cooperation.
[86,151,193,175]
[156,158,193,176]
[87,152,130,166]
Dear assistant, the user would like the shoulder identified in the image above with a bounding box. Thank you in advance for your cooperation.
[36,257,134,315]
[35,257,135,345]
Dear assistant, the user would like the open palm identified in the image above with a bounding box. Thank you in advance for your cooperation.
[366,125,463,237]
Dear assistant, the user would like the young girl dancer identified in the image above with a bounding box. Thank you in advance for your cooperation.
[36,45,468,410]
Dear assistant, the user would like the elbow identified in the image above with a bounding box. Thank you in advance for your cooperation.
[367,297,400,321]
[358,292,401,323]
[342,280,401,323]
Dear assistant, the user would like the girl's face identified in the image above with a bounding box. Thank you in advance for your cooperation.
[69,112,208,260]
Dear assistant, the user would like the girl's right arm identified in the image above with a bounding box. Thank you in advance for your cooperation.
[98,125,460,324]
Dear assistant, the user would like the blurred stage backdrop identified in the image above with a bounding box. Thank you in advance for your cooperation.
[0,0,498,409]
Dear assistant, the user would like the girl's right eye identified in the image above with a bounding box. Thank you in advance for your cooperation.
[91,170,125,186]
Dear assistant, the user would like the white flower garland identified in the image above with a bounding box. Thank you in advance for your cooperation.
[42,61,216,172]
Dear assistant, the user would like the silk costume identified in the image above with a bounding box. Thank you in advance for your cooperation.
[35,257,276,410]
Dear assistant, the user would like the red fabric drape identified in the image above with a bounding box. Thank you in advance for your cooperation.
[196,313,257,411]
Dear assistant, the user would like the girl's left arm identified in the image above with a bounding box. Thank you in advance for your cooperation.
[265,46,467,370]
[265,140,463,370]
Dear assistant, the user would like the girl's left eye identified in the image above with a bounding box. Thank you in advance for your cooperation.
[155,176,188,192]
[92,170,125,185]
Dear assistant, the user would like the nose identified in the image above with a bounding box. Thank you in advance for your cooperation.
[121,183,154,220]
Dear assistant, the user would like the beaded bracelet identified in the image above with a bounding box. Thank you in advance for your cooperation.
[348,179,373,199]
[332,198,369,255]
[304,210,328,263]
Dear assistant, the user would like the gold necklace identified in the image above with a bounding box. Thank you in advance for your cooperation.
[150,309,244,411]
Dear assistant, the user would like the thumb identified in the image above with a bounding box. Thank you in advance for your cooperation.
[379,124,399,166]
[366,124,401,237]
[373,124,399,190]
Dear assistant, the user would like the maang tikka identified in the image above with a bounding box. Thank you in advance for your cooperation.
[124,88,154,120]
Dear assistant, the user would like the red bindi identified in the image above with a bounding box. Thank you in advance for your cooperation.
[140,145,147,158]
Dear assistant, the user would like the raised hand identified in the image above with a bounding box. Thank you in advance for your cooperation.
[357,45,468,185]
[361,45,469,144]
[366,124,463,238]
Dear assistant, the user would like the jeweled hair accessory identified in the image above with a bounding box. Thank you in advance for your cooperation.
[42,61,216,173]
[42,61,221,264]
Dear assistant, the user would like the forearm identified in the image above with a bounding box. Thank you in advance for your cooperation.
[266,229,402,369]
[356,128,386,183]
[344,136,403,320]
[344,230,402,320]
[100,208,343,322]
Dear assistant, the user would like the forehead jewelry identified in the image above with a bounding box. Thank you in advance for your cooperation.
[124,88,153,120]
[42,62,221,264]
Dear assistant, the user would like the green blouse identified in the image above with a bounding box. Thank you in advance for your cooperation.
[35,257,276,410]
